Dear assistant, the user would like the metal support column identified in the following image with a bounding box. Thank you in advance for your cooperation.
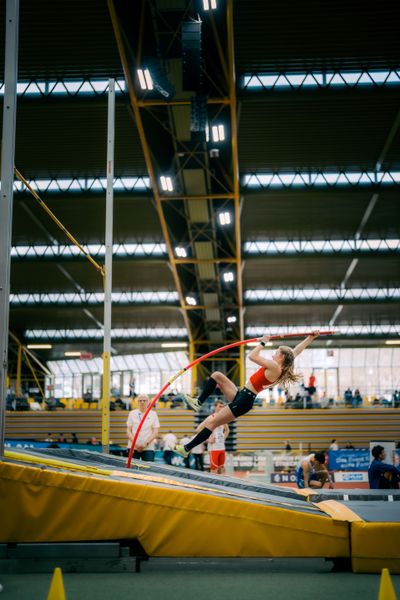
[0,0,19,459]
[227,0,245,385]
[16,343,22,396]
[101,78,115,453]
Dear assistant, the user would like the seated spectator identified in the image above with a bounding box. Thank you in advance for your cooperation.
[344,387,353,407]
[344,441,355,449]
[352,389,363,408]
[368,445,400,489]
[57,433,67,443]
[87,436,100,446]
[45,433,53,442]
[284,439,292,452]
[30,397,42,411]
[329,439,339,451]
[71,433,79,444]
[393,390,400,408]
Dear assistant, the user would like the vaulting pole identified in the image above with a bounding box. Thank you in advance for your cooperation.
[0,0,19,459]
[101,78,115,453]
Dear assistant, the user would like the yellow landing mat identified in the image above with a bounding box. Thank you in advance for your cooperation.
[0,461,349,558]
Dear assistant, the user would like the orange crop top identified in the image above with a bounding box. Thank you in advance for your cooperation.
[249,366,276,393]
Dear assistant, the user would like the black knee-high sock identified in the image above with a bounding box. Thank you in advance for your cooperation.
[184,428,212,452]
[198,376,217,405]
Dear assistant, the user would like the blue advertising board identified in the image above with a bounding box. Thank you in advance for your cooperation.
[328,449,370,471]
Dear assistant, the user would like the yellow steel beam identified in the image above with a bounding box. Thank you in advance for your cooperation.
[108,0,192,342]
[22,348,45,398]
[227,0,245,386]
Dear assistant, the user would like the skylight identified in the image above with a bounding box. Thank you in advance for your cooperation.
[244,239,400,256]
[243,171,400,189]
[25,328,188,340]
[243,70,400,90]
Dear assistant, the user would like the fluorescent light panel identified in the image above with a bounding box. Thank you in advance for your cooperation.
[175,246,187,258]
[160,176,173,192]
[385,340,400,345]
[64,351,83,357]
[247,341,273,347]
[26,344,52,349]
[161,342,188,348]
[137,69,153,90]
[218,212,231,226]
[211,124,225,142]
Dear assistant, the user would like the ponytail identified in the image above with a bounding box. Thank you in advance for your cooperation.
[274,346,302,387]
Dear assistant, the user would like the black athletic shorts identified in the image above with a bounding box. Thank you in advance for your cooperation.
[228,387,257,418]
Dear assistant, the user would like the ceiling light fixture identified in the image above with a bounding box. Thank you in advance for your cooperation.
[218,211,231,226]
[211,124,225,142]
[64,351,83,357]
[185,296,197,306]
[26,344,52,350]
[203,0,217,10]
[161,342,188,348]
[223,272,234,283]
[175,246,187,258]
[227,316,237,323]
[137,68,153,91]
[160,175,173,192]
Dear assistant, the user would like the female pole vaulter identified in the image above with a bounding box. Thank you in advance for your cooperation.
[175,331,320,458]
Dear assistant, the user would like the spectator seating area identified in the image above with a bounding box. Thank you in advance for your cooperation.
[4,407,400,451]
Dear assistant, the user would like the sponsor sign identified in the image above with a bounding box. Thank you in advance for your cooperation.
[328,450,370,471]
[271,472,297,484]
[333,471,369,483]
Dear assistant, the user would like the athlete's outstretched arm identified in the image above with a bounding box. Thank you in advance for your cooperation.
[293,331,320,358]
[248,335,278,371]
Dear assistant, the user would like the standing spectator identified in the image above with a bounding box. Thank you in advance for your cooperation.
[307,372,316,397]
[162,430,177,465]
[352,389,363,408]
[344,441,355,450]
[344,387,352,407]
[329,439,339,451]
[368,445,400,489]
[127,394,160,462]
[202,400,229,474]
